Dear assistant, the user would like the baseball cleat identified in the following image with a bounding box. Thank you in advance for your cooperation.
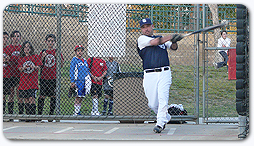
[153,125,163,133]
[163,124,166,130]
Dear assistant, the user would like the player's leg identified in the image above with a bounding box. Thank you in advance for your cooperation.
[216,51,229,68]
[28,89,37,115]
[157,69,172,128]
[21,90,30,115]
[49,79,56,115]
[8,77,18,114]
[73,81,84,115]
[143,72,159,114]
[37,96,45,115]
[85,75,92,95]
[23,93,31,122]
[38,79,47,115]
[90,83,96,114]
[3,78,11,114]
[143,71,167,133]
[102,93,109,116]
[93,84,102,115]
[91,83,101,116]
[74,97,82,115]
[18,90,25,114]
[91,95,99,116]
[3,95,6,114]
[107,90,114,115]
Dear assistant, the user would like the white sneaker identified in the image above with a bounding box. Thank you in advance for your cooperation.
[91,111,100,116]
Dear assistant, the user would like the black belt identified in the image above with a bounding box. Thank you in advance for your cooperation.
[145,67,169,73]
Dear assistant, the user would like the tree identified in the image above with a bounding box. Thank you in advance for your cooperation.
[208,4,220,45]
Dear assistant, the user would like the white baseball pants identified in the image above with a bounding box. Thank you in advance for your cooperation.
[143,67,172,127]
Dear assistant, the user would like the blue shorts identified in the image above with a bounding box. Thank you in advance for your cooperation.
[75,76,91,97]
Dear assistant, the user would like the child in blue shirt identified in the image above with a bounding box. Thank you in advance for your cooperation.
[70,45,91,115]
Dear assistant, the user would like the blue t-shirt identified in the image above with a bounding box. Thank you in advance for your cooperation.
[137,35,172,70]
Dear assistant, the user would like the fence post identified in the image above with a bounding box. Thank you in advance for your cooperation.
[195,4,200,124]
[55,4,62,115]
[202,4,206,123]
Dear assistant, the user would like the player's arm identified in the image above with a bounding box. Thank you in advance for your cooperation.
[217,38,222,47]
[18,58,26,72]
[40,49,47,62]
[96,70,107,82]
[101,70,107,79]
[150,34,182,46]
[150,35,172,46]
[226,38,231,47]
[69,58,76,83]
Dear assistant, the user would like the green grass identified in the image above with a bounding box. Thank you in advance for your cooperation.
[170,65,237,117]
[6,62,237,117]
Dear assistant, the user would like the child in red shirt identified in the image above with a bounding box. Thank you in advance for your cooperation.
[37,34,64,116]
[6,30,22,114]
[87,57,107,116]
[18,41,42,115]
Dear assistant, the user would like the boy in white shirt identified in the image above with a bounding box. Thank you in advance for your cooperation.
[214,30,231,69]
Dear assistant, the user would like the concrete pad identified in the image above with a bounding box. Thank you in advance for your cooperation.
[3,121,239,140]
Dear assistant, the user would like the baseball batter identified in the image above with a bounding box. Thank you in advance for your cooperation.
[137,18,182,133]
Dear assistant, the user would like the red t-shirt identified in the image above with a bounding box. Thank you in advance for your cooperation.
[18,54,42,90]
[87,57,107,85]
[3,46,12,78]
[39,49,64,80]
[7,44,21,78]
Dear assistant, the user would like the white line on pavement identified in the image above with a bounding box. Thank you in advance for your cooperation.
[3,126,19,131]
[104,127,119,134]
[167,128,176,135]
[54,127,73,134]
[73,129,103,132]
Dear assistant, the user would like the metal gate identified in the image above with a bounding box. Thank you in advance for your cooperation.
[201,4,238,123]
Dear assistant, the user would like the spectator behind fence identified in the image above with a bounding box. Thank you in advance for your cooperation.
[37,34,64,116]
[3,32,11,114]
[69,45,92,115]
[87,56,107,116]
[6,30,22,114]
[213,30,231,69]
[18,41,42,115]
[101,56,121,116]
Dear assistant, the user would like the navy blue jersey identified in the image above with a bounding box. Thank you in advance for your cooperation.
[137,35,172,70]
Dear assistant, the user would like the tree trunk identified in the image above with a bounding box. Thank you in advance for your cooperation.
[208,4,220,46]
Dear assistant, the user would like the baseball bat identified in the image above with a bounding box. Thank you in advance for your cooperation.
[183,21,228,38]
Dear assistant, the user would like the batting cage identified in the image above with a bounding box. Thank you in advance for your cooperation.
[3,4,247,130]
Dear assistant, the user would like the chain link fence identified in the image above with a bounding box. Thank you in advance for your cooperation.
[202,4,239,123]
[3,4,240,124]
